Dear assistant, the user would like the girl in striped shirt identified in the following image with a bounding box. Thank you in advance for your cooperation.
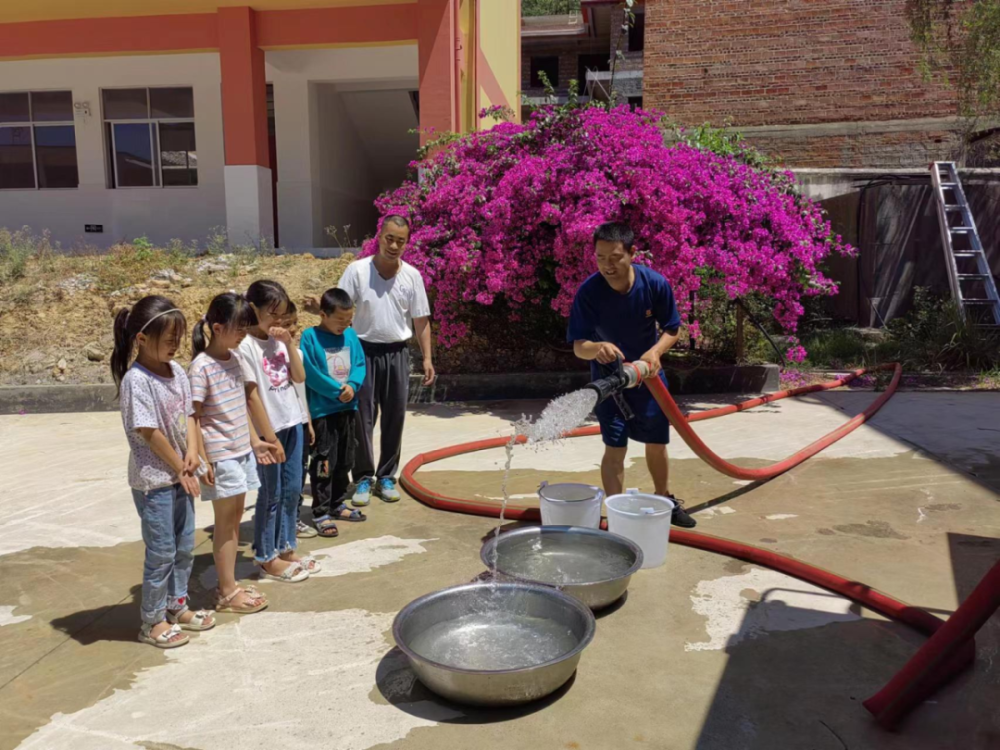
[190,293,279,614]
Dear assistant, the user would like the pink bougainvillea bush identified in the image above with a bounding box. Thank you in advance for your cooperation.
[363,104,853,355]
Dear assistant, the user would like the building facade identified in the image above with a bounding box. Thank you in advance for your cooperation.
[644,0,986,169]
[521,0,991,169]
[0,1,520,249]
[520,1,643,110]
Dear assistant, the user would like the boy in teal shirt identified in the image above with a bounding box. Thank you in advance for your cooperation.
[300,288,367,536]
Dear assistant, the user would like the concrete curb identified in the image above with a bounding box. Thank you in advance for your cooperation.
[0,384,119,415]
[0,365,781,415]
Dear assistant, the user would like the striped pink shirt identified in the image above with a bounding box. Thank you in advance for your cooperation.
[189,352,252,463]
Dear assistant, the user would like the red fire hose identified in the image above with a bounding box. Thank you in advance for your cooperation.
[401,364,929,624]
[401,363,977,724]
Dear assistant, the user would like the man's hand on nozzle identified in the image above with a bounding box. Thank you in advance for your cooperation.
[638,347,663,378]
[595,342,625,365]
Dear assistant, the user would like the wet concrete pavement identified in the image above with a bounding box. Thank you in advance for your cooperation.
[0,391,998,749]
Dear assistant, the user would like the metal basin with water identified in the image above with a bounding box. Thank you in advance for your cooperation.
[480,526,644,610]
[392,581,595,706]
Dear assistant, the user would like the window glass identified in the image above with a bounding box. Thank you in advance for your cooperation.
[0,92,30,123]
[629,12,645,52]
[149,87,194,119]
[159,122,198,186]
[103,88,149,120]
[113,122,155,186]
[102,87,196,188]
[531,56,560,88]
[34,125,78,188]
[31,91,73,122]
[0,126,36,188]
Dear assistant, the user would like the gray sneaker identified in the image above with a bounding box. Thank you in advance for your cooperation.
[352,478,372,507]
[375,477,401,503]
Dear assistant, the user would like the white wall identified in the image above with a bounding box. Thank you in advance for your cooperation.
[339,89,419,196]
[0,53,225,250]
[316,84,379,245]
[0,46,420,251]
[267,46,418,249]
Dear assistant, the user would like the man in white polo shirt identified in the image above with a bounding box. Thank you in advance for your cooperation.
[306,214,435,506]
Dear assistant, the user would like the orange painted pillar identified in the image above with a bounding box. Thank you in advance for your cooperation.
[218,6,274,243]
[418,0,457,145]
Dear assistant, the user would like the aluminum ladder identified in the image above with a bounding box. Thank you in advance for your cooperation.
[929,161,1000,326]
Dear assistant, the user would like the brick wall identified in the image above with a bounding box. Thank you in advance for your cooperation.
[747,127,963,168]
[644,0,963,167]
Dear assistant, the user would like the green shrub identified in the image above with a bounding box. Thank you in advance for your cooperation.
[0,227,54,284]
[880,288,999,371]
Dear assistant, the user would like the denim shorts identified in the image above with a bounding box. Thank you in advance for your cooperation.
[201,451,261,501]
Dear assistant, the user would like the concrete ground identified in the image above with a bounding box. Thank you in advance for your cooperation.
[0,390,998,750]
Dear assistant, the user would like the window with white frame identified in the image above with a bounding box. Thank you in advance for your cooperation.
[0,91,79,190]
[102,87,197,188]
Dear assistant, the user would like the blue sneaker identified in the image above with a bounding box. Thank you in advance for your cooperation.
[352,478,372,507]
[375,477,401,503]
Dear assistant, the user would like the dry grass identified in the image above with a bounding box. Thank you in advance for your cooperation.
[0,230,351,386]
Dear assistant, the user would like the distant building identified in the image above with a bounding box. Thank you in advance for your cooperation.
[0,1,520,249]
[521,1,643,112]
[521,0,996,169]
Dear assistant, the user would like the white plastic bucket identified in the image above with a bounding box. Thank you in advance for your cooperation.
[604,491,675,569]
[537,482,604,529]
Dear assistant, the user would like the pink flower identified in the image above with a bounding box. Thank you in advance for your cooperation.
[369,104,853,352]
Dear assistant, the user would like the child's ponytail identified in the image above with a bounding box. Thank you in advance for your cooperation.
[192,292,255,357]
[111,307,133,393]
[191,317,210,357]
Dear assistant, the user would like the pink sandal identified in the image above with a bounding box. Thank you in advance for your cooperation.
[215,586,268,614]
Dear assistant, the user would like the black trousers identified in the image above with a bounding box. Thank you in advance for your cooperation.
[309,411,355,520]
[354,340,409,482]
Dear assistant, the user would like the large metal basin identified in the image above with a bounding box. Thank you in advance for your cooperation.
[481,526,643,610]
[392,581,595,706]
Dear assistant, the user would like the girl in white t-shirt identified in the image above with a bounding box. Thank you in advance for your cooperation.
[281,301,318,539]
[239,280,316,583]
[190,293,276,615]
[111,295,215,649]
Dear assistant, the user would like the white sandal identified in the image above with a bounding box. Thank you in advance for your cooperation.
[138,622,189,649]
[167,606,217,632]
[260,561,309,583]
[294,555,322,574]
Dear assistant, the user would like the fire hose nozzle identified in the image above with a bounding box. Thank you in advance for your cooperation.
[584,359,652,404]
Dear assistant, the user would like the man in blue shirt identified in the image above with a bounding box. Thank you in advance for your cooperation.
[567,222,696,528]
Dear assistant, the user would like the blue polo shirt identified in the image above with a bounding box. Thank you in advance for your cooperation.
[567,265,681,427]
[567,265,681,373]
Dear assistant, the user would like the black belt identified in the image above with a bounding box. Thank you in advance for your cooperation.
[360,339,408,354]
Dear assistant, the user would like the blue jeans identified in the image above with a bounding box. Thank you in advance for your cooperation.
[254,424,303,563]
[131,484,196,625]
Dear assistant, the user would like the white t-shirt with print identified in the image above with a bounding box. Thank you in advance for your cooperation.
[119,361,195,492]
[337,256,430,343]
[237,334,303,434]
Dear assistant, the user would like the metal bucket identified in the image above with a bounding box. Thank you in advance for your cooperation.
[481,526,643,610]
[392,581,596,706]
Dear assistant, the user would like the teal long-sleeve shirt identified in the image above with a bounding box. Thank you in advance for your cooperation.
[300,325,366,419]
